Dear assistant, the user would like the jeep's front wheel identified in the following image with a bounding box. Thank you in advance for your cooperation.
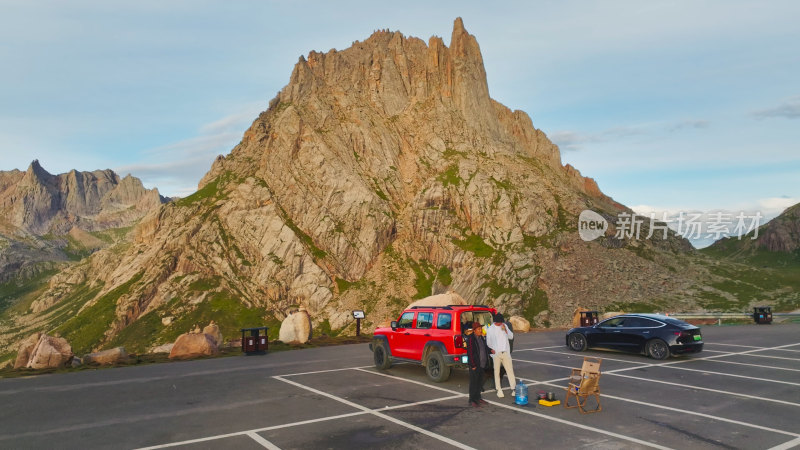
[373,341,392,370]
[425,350,451,382]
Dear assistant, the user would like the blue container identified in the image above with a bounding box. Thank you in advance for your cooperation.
[514,380,528,405]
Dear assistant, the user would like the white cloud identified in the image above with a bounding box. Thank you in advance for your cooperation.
[551,119,708,151]
[757,196,800,215]
[199,103,264,135]
[116,104,263,197]
[669,119,710,132]
[752,96,800,119]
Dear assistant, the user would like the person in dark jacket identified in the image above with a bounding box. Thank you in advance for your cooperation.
[466,321,489,407]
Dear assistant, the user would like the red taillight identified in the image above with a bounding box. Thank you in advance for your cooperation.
[673,332,682,336]
[454,335,463,348]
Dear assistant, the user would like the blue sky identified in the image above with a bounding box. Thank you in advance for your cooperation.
[1,1,798,245]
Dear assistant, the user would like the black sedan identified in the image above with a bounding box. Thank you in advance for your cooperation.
[565,314,703,360]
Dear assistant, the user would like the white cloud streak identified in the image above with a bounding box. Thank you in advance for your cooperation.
[752,96,800,119]
[115,104,263,197]
[551,118,709,151]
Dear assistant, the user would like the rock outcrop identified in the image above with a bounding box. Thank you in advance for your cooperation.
[202,321,223,346]
[13,333,43,369]
[408,292,468,308]
[169,332,219,359]
[83,347,129,365]
[150,343,175,354]
[13,333,73,369]
[508,315,530,332]
[279,307,312,344]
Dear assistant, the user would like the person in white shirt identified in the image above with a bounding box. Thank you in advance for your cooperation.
[485,313,516,397]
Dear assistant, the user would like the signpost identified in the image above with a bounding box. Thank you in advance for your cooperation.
[353,310,365,336]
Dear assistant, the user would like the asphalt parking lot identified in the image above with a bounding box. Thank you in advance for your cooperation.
[1,324,798,449]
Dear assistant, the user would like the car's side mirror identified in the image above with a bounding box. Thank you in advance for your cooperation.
[391,321,398,331]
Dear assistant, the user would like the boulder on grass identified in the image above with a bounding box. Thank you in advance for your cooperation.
[279,307,312,344]
[150,343,175,354]
[169,333,219,359]
[22,334,74,369]
[84,347,129,365]
[508,316,531,332]
[14,332,43,369]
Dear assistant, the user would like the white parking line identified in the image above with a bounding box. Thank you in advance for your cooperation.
[274,376,476,450]
[354,368,459,395]
[512,358,800,438]
[529,379,800,438]
[770,436,800,450]
[275,365,372,377]
[514,355,800,406]
[703,350,800,361]
[657,365,800,386]
[530,343,800,381]
[609,372,800,407]
[514,345,565,352]
[136,410,369,449]
[136,391,465,449]
[247,432,281,449]
[357,368,671,449]
[706,343,800,353]
[693,358,800,373]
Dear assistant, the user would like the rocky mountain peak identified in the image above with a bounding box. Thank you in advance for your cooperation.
[0,161,163,235]
[22,159,55,187]
[713,202,800,254]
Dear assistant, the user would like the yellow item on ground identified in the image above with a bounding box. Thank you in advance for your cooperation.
[539,399,561,407]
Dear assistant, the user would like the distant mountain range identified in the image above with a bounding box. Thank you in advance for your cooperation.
[708,203,800,256]
[0,160,164,282]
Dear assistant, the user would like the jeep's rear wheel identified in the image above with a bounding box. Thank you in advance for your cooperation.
[373,341,392,370]
[425,350,451,382]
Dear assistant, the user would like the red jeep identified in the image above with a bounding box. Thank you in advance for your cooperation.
[370,305,499,382]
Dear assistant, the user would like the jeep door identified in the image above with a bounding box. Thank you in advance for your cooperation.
[430,312,455,352]
[408,311,434,360]
[392,312,416,359]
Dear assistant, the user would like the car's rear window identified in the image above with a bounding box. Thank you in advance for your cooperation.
[662,317,691,327]
[437,313,452,330]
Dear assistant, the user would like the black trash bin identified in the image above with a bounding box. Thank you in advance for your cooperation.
[580,311,599,327]
[240,326,270,353]
[753,307,772,324]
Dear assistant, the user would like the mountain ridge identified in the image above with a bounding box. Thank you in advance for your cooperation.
[0,161,165,283]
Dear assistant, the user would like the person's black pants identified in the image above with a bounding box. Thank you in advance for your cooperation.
[469,367,483,403]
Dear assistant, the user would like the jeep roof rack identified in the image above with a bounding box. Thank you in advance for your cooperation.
[448,304,490,308]
[410,305,453,310]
